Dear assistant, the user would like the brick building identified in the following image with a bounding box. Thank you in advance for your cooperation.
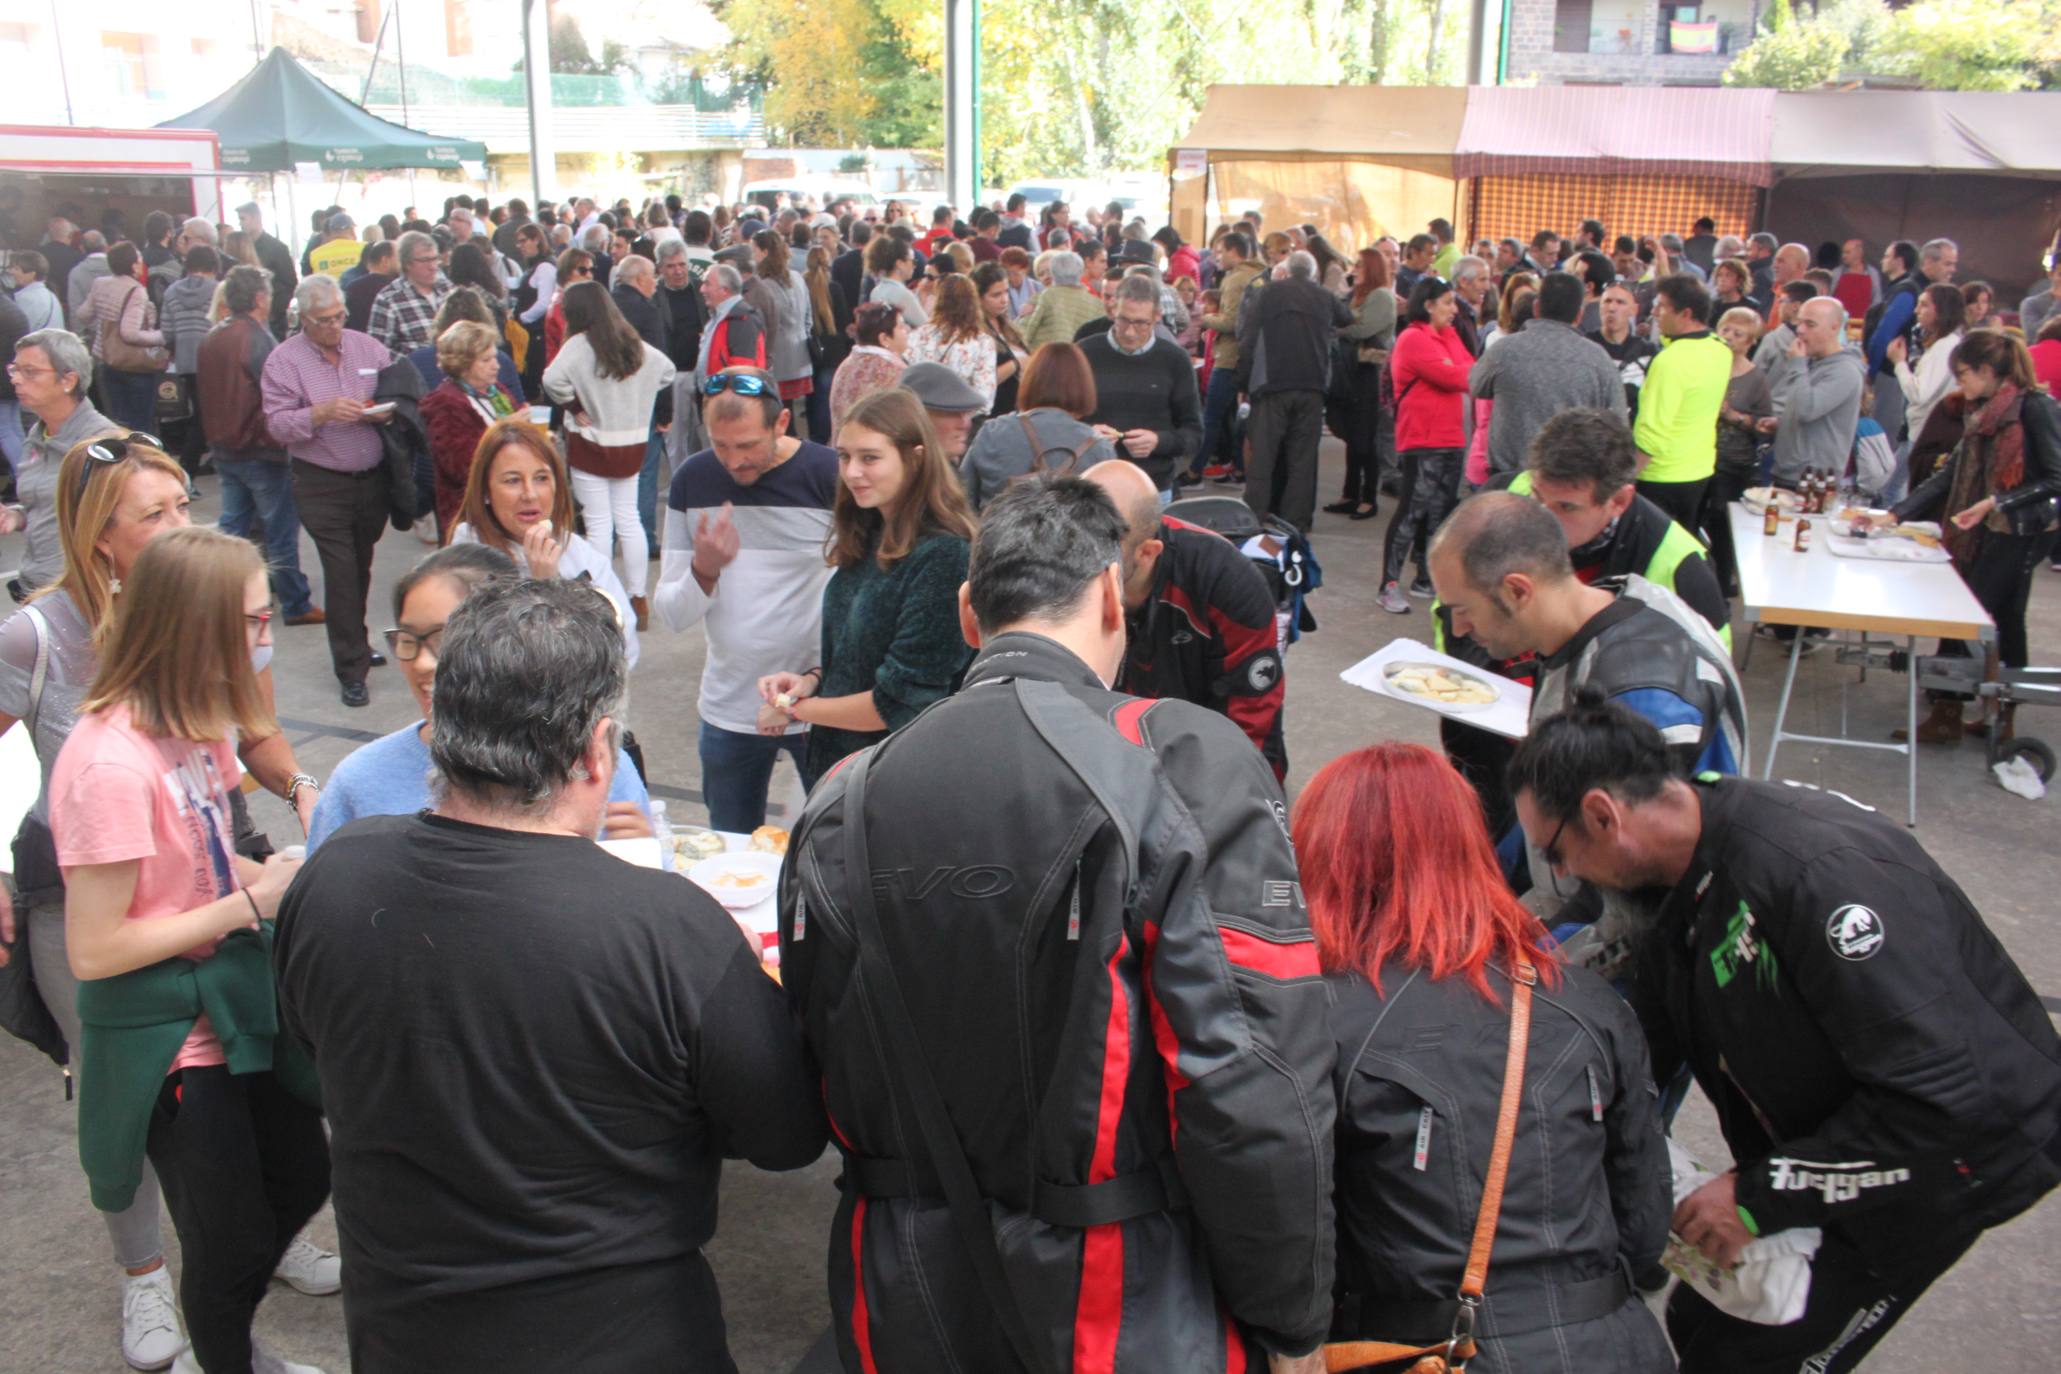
[1504,0,1759,85]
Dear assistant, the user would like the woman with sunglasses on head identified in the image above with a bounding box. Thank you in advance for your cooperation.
[1,437,341,1369]
[1298,743,1673,1374]
[306,543,651,852]
[758,386,976,785]
[49,525,330,1374]
[5,328,118,600]
[543,281,677,631]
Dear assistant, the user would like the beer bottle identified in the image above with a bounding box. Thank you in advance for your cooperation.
[1764,500,1781,537]
[1794,515,1813,552]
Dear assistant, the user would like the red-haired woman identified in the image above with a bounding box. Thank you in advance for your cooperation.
[1297,743,1673,1374]
[1327,246,1397,520]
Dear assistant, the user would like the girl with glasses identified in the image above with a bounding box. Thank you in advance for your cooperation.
[48,527,331,1374]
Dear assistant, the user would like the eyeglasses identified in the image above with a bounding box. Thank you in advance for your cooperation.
[5,362,55,380]
[76,433,162,504]
[303,310,347,327]
[405,254,439,266]
[1540,812,1573,869]
[703,373,774,398]
[245,608,274,632]
[383,626,444,661]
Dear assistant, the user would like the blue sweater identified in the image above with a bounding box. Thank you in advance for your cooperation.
[308,722,649,852]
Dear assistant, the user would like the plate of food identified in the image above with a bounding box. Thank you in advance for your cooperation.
[1742,486,1802,515]
[671,826,727,868]
[749,824,789,856]
[687,851,783,909]
[1382,661,1501,711]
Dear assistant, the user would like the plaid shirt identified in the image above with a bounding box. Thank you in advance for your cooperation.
[365,273,452,355]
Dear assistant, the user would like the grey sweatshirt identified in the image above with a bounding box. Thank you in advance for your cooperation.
[1469,319,1627,475]
[1768,345,1865,485]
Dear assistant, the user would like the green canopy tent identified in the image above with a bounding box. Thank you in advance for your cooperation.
[156,46,485,172]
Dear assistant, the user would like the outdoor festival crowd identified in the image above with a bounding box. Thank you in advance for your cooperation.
[1,185,2059,1374]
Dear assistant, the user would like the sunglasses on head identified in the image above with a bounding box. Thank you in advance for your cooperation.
[76,433,163,504]
[703,373,773,398]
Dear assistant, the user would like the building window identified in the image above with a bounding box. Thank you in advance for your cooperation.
[101,31,165,100]
[1554,0,1594,51]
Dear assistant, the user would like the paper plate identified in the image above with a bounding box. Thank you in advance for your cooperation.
[687,851,783,909]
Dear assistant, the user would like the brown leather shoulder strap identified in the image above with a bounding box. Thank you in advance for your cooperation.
[1461,955,1536,1299]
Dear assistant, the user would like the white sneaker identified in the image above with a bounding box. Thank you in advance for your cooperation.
[253,1338,328,1374]
[168,1351,202,1374]
[122,1268,185,1371]
[272,1235,342,1296]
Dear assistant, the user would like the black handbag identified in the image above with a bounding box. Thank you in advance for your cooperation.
[2,604,70,1069]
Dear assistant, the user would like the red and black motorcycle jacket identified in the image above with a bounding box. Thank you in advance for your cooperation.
[778,631,1336,1373]
[1118,517,1288,781]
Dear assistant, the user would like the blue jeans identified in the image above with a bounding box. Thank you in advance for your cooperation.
[698,721,808,833]
[102,368,159,434]
[0,399,23,477]
[217,457,314,617]
[637,425,665,547]
[1196,368,1241,475]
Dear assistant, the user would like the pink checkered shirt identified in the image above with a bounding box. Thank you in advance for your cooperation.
[259,329,395,473]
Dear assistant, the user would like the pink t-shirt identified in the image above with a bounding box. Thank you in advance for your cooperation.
[50,703,248,1071]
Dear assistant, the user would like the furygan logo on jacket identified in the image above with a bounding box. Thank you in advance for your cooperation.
[1766,1157,1913,1204]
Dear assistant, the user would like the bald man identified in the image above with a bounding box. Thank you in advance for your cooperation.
[1084,460,1289,779]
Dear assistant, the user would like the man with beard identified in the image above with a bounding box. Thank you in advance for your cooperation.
[1507,695,2061,1374]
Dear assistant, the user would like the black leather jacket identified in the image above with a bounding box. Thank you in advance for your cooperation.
[1328,962,1674,1374]
[1894,386,2061,537]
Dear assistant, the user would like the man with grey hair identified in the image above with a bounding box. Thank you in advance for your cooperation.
[1018,249,1100,349]
[1744,231,1779,308]
[6,327,115,594]
[276,575,825,1370]
[1450,253,1491,355]
[366,229,452,356]
[1236,247,1351,530]
[579,222,615,289]
[262,274,400,704]
[200,265,317,623]
[1080,274,1202,500]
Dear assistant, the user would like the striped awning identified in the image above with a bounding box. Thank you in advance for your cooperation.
[1454,86,1776,187]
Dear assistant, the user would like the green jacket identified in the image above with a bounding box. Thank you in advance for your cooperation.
[75,922,319,1212]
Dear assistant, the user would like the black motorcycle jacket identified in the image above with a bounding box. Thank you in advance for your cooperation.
[779,631,1336,1373]
[1635,776,2061,1256]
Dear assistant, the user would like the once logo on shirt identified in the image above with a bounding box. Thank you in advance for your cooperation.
[1825,904,1885,961]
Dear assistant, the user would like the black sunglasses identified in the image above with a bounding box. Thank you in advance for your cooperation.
[76,433,163,504]
[703,373,774,398]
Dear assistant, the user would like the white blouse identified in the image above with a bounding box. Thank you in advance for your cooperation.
[448,522,641,669]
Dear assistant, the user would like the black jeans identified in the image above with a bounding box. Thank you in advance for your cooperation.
[1669,1221,1978,1374]
[1383,447,1463,588]
[1244,388,1325,533]
[147,1067,331,1374]
[1339,361,1385,507]
[1636,475,1711,540]
[290,458,391,685]
[1702,463,1756,598]
[1934,528,2058,691]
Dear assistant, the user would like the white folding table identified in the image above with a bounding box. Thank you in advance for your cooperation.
[1727,503,1994,826]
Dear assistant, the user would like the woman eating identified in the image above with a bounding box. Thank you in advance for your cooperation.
[542,280,676,631]
[307,544,651,851]
[1884,332,2061,742]
[758,386,976,786]
[447,417,640,669]
[1299,742,1672,1374]
[51,526,330,1374]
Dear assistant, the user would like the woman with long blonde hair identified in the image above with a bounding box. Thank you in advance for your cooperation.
[758,386,976,784]
[1,439,338,1367]
[51,526,330,1374]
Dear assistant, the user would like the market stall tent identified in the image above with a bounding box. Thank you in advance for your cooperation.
[1167,85,1468,251]
[156,47,486,173]
[1766,91,2061,300]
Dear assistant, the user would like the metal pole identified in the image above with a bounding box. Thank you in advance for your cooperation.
[48,0,74,126]
[396,0,418,204]
[249,0,264,63]
[338,8,396,210]
[522,0,555,207]
[943,0,976,208]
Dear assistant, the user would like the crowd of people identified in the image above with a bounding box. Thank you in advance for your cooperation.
[1,187,2058,1374]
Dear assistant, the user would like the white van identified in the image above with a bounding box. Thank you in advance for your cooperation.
[739,176,881,212]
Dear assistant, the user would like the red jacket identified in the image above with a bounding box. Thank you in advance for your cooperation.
[1166,243,1201,284]
[1389,320,1473,452]
[419,379,491,535]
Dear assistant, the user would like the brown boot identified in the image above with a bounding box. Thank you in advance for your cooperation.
[1915,700,1965,745]
[630,594,650,631]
